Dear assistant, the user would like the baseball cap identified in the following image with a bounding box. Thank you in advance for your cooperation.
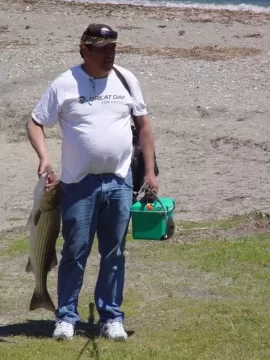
[80,23,119,48]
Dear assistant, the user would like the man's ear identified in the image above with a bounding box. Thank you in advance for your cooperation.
[80,47,84,59]
[80,45,91,59]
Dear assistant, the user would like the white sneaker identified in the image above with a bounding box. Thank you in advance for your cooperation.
[100,320,127,341]
[53,319,74,340]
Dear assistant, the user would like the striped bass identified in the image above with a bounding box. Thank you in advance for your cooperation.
[26,172,61,312]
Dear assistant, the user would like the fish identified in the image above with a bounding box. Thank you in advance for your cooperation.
[26,172,61,312]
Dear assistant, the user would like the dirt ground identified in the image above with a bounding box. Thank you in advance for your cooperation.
[1,0,270,232]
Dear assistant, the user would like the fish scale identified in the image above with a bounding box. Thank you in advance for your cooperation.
[31,208,61,310]
[26,173,61,313]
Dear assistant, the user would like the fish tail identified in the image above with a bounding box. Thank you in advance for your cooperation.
[29,290,56,313]
[25,257,34,273]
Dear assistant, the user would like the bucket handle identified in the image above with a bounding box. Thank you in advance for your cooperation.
[152,196,170,239]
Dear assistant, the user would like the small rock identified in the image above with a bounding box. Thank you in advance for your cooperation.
[0,25,8,32]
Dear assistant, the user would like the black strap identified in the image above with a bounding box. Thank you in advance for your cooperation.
[112,66,135,121]
[113,66,131,95]
[113,66,159,196]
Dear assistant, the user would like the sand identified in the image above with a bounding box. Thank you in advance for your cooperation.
[0,0,270,231]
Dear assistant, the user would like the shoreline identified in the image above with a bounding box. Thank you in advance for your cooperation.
[63,0,270,14]
[3,0,270,23]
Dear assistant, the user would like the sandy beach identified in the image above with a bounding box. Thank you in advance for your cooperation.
[0,0,270,231]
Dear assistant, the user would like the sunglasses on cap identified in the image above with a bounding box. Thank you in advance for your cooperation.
[95,29,118,39]
[81,29,118,43]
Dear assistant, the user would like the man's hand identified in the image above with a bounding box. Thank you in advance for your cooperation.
[38,158,58,189]
[144,172,159,195]
[38,157,51,178]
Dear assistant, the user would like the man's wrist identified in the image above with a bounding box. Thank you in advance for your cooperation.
[39,153,49,162]
[144,169,155,177]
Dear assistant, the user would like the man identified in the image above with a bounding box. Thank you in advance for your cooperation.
[26,23,158,341]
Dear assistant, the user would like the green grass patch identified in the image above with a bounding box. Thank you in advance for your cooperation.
[0,216,270,359]
[7,217,22,222]
[177,211,270,232]
[0,235,29,256]
[178,213,250,231]
[182,233,270,273]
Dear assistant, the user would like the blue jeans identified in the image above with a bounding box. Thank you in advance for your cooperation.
[55,170,133,325]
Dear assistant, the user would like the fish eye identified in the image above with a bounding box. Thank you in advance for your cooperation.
[52,190,55,195]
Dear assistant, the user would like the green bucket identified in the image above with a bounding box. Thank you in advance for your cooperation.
[130,197,176,240]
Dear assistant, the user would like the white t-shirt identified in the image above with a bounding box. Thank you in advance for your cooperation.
[31,64,148,184]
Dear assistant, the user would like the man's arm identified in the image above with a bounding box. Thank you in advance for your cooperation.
[26,118,52,177]
[134,114,158,193]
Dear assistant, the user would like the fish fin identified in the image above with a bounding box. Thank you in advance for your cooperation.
[26,212,32,227]
[25,257,34,273]
[33,210,42,226]
[49,250,58,271]
[27,208,41,229]
[29,290,56,313]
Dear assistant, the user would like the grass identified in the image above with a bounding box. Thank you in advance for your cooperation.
[0,214,270,359]
[7,217,22,222]
[0,235,29,256]
[178,217,242,230]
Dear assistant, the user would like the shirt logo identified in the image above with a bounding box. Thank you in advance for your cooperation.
[79,96,88,104]
[78,95,125,105]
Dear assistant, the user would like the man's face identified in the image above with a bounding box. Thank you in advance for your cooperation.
[85,43,116,71]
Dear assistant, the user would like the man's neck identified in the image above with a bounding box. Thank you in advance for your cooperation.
[81,63,111,79]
